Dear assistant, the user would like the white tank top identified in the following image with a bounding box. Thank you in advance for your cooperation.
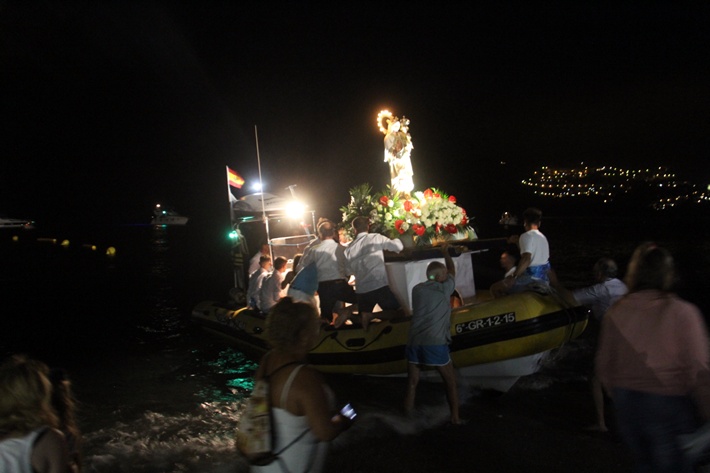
[252,365,328,473]
[0,427,47,473]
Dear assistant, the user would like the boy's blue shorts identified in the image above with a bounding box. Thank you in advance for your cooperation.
[405,345,451,366]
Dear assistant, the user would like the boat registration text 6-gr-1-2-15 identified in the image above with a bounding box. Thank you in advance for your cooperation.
[455,312,516,334]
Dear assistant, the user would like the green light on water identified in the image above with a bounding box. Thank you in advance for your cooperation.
[207,349,258,375]
[194,349,260,404]
[227,378,255,391]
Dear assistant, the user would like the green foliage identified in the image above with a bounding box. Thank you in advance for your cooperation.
[339,183,386,237]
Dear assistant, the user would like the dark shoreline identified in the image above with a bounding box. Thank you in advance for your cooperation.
[325,386,632,473]
[320,337,633,473]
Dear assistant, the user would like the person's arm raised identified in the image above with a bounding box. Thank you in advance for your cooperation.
[440,242,455,278]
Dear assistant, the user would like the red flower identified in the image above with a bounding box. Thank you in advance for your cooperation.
[423,188,434,199]
[460,216,468,226]
[379,195,389,206]
[434,193,441,198]
[445,224,458,234]
[403,200,413,212]
[448,195,457,204]
[394,219,405,234]
[412,224,426,236]
[434,222,441,234]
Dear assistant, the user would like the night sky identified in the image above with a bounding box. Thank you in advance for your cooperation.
[3,2,710,227]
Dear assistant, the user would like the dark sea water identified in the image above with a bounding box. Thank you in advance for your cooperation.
[1,214,708,472]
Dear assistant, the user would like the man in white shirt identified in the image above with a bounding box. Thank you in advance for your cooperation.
[344,216,404,329]
[300,221,357,323]
[248,243,271,275]
[258,256,288,313]
[247,255,272,309]
[504,207,551,294]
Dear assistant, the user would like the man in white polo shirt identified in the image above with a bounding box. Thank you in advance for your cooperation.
[344,216,404,329]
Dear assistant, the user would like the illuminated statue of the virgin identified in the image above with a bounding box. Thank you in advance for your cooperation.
[378,110,414,196]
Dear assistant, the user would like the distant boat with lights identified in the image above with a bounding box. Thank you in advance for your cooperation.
[498,211,518,226]
[151,204,188,226]
[191,117,589,392]
[0,216,35,229]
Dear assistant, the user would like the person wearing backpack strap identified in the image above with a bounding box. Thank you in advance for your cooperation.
[252,298,353,473]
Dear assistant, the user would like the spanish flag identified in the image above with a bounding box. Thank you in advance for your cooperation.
[227,166,245,189]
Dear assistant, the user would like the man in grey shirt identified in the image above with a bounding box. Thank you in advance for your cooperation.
[573,258,628,322]
[404,243,461,425]
[573,257,628,432]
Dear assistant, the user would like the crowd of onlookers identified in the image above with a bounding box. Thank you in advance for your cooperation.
[246,208,710,472]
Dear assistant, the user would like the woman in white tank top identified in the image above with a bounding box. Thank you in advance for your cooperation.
[0,355,72,473]
[251,298,353,473]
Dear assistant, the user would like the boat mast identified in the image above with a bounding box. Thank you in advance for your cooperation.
[254,125,273,261]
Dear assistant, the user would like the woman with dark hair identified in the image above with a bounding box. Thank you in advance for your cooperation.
[0,355,71,473]
[596,243,710,473]
[251,298,352,472]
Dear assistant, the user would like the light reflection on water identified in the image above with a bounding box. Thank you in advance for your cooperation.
[81,347,255,473]
[201,349,257,402]
[72,226,259,472]
[84,405,247,473]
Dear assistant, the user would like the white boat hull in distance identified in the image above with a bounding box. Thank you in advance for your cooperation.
[0,217,35,229]
[151,216,189,226]
[151,203,188,225]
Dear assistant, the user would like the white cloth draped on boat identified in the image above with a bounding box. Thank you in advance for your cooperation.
[386,254,475,315]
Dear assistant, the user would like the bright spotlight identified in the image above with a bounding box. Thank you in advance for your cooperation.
[285,201,306,219]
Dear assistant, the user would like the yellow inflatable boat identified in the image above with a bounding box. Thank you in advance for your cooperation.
[192,240,588,390]
[192,290,587,377]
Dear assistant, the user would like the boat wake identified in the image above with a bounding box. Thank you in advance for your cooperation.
[84,404,248,473]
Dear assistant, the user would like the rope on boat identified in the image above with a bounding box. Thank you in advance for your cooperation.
[311,326,393,352]
[543,286,587,363]
[269,242,311,247]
